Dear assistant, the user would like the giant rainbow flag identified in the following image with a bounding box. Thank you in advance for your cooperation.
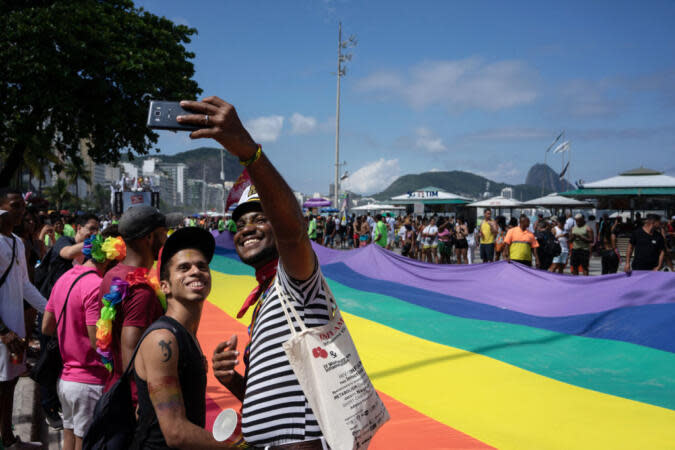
[198,232,675,449]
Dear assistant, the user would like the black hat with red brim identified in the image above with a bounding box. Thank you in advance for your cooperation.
[158,227,215,279]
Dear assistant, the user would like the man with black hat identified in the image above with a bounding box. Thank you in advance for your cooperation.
[97,205,167,395]
[178,97,330,448]
[130,227,231,449]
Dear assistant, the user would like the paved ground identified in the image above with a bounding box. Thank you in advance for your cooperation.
[11,376,62,449]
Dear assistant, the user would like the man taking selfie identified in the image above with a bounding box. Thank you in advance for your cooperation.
[177,97,331,449]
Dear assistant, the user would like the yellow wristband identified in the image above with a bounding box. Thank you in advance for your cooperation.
[240,145,262,167]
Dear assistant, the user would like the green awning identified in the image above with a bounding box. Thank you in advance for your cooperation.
[560,187,675,197]
[392,199,471,205]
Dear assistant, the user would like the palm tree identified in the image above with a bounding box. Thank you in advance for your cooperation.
[63,157,92,209]
[45,178,72,211]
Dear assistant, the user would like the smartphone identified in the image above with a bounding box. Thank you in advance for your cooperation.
[147,100,204,131]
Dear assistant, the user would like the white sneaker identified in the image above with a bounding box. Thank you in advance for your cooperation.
[5,436,44,449]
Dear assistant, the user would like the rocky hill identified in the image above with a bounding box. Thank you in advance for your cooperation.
[525,163,574,192]
[372,170,549,201]
[133,147,243,183]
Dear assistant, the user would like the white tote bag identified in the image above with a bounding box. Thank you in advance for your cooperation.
[276,274,390,450]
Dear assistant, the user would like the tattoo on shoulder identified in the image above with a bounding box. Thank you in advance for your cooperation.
[158,339,172,362]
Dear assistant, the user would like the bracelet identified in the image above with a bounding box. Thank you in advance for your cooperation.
[240,145,262,167]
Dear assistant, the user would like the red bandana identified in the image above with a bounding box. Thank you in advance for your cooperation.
[237,258,278,318]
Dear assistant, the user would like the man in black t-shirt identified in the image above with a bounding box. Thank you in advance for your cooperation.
[625,214,665,272]
[44,214,100,294]
[324,214,336,248]
[131,227,227,449]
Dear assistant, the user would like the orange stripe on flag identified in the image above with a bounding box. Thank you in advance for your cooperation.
[197,301,491,449]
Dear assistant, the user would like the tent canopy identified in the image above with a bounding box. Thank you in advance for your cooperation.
[303,197,332,208]
[391,187,472,205]
[352,203,405,211]
[468,196,523,207]
[522,193,592,207]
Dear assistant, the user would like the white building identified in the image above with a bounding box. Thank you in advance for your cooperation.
[501,187,514,199]
[157,162,187,205]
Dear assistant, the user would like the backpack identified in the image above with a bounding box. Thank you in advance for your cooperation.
[82,318,178,450]
[33,246,55,297]
[35,238,78,298]
[539,232,561,257]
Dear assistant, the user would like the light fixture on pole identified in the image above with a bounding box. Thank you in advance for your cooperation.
[334,22,357,209]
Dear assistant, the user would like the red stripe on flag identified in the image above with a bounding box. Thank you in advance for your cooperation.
[197,301,491,448]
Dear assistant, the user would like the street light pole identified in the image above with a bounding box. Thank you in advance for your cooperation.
[220,147,225,214]
[334,22,356,210]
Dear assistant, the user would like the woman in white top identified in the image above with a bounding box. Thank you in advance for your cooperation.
[423,218,439,264]
[549,216,569,273]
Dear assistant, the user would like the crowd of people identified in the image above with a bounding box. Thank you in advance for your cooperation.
[1,96,673,450]
[306,209,674,274]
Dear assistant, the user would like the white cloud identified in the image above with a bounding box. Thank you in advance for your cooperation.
[245,115,284,142]
[356,57,537,111]
[342,158,400,194]
[415,127,447,152]
[289,113,317,135]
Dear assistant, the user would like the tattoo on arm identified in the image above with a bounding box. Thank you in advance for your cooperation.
[158,340,172,362]
[148,376,183,413]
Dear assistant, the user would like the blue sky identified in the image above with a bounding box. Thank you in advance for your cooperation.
[138,0,675,195]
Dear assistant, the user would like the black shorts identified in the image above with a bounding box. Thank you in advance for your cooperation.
[570,249,590,269]
[455,238,468,249]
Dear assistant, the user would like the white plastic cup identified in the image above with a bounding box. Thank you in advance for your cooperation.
[212,408,243,444]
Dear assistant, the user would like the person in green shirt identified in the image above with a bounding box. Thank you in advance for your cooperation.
[62,217,75,238]
[374,214,388,248]
[218,217,226,233]
[307,215,317,241]
[226,217,237,233]
[569,213,593,276]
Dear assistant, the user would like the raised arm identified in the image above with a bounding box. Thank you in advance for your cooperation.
[59,241,85,260]
[178,97,314,281]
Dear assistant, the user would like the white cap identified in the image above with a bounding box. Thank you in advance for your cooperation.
[232,185,262,221]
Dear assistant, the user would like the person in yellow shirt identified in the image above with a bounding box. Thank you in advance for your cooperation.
[479,208,498,262]
[504,215,540,267]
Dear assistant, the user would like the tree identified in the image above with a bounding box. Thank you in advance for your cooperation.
[87,183,112,213]
[63,156,92,208]
[45,178,72,211]
[0,0,202,186]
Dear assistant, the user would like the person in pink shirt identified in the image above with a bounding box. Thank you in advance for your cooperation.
[42,232,125,450]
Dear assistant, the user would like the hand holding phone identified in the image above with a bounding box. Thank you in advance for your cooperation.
[147,100,207,131]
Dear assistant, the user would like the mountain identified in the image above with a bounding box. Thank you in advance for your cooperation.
[525,163,574,192]
[134,147,243,183]
[372,170,548,201]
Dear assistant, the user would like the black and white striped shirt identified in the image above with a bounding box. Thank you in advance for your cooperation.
[241,261,331,446]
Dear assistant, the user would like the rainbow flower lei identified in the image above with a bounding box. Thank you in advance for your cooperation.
[95,245,167,371]
[83,235,126,263]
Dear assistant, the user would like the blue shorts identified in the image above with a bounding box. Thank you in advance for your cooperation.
[552,250,569,264]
